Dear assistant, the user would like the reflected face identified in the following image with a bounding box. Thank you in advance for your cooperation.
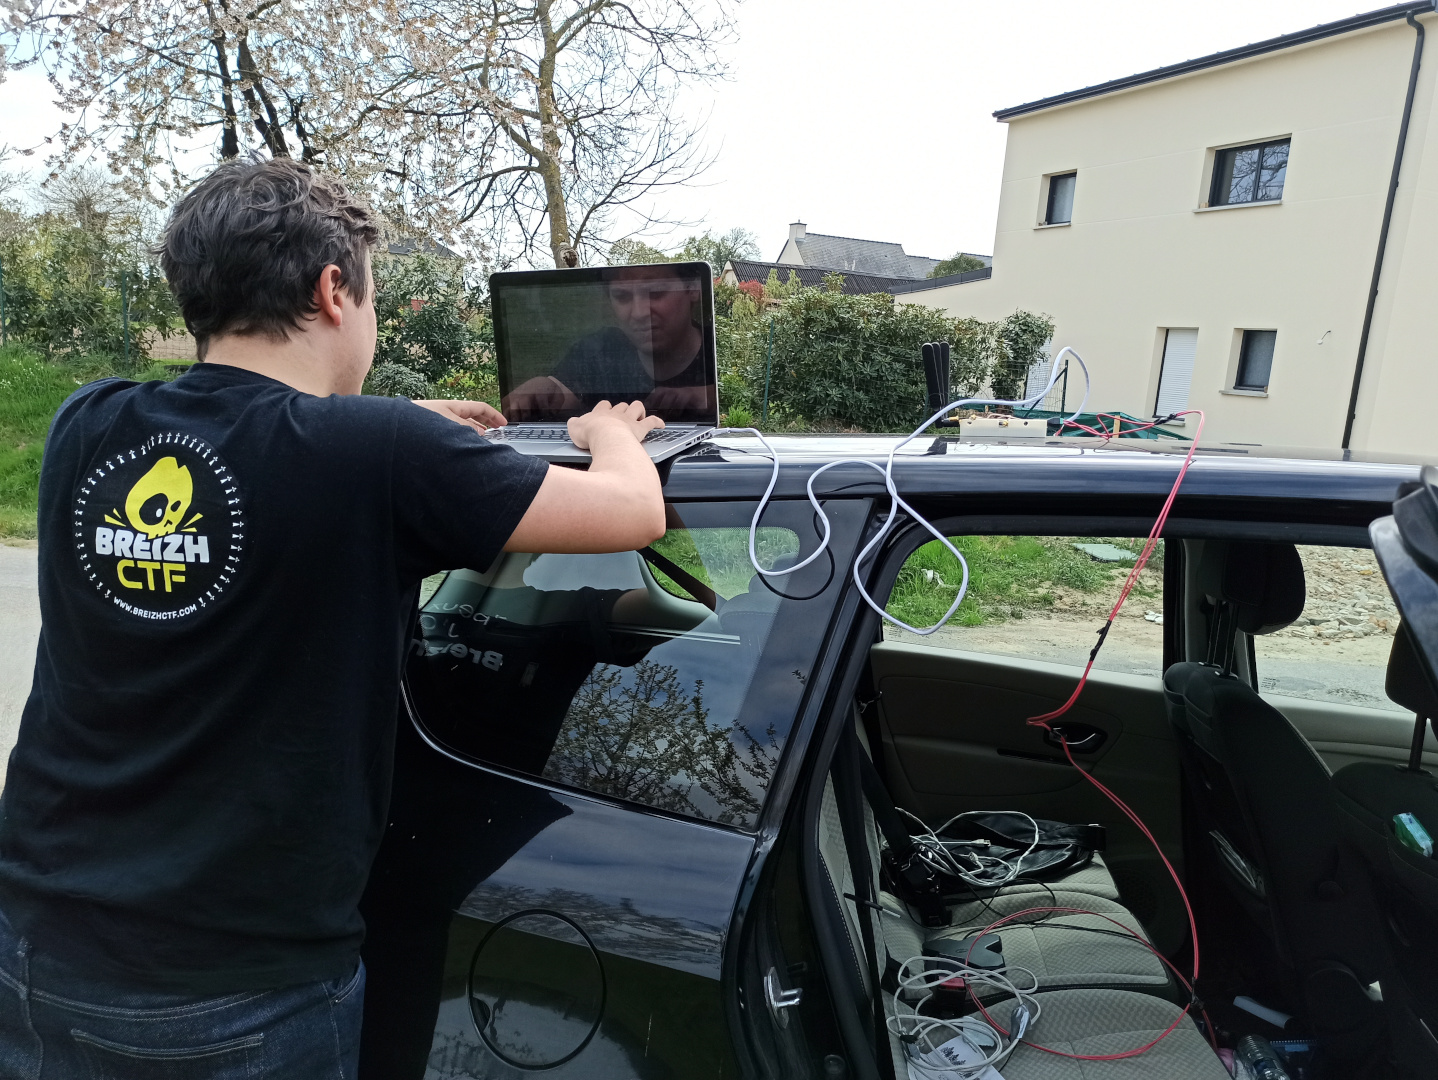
[608,275,699,357]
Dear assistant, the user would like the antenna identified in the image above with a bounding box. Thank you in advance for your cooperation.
[921,342,958,427]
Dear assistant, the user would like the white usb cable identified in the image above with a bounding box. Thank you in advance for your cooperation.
[897,809,1042,890]
[723,348,1091,635]
[889,953,1042,1078]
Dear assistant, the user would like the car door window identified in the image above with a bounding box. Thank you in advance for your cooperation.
[1254,544,1402,712]
[406,500,864,828]
[884,534,1165,677]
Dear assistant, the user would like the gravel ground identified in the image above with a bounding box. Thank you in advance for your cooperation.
[887,543,1404,712]
[0,544,39,789]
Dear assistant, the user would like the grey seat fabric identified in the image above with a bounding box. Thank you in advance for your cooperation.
[880,888,1172,1001]
[950,853,1122,907]
[820,762,1227,1078]
[822,778,1166,1002]
[999,989,1228,1079]
[881,988,1227,1079]
[818,773,882,999]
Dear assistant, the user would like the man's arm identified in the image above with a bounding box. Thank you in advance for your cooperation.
[504,400,666,553]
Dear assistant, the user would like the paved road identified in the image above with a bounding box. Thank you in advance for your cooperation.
[0,545,38,789]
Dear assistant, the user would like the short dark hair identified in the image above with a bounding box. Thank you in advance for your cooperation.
[159,158,379,359]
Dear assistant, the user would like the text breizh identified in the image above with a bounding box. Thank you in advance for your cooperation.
[92,526,210,593]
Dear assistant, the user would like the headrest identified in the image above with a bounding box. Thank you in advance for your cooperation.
[1218,542,1306,635]
[1394,465,1438,580]
[1388,622,1438,720]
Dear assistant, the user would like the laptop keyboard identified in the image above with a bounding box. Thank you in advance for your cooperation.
[491,426,692,444]
[491,427,569,440]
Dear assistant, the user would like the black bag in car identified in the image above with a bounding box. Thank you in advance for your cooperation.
[933,814,1105,897]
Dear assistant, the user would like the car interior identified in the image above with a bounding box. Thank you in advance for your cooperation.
[804,528,1438,1079]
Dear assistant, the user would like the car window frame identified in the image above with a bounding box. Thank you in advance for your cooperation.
[401,497,874,835]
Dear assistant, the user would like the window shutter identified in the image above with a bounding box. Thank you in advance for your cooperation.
[1154,328,1198,416]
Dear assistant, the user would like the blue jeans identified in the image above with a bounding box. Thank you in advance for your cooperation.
[0,908,364,1079]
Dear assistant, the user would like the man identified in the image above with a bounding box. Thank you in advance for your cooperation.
[504,262,716,421]
[0,158,666,1077]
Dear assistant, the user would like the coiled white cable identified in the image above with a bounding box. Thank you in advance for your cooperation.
[898,808,1042,890]
[725,348,1091,634]
[889,953,1041,1078]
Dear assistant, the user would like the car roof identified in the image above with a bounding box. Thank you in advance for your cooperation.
[662,433,1425,509]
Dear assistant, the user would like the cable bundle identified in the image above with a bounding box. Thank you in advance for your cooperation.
[889,954,1040,1079]
[897,808,1040,891]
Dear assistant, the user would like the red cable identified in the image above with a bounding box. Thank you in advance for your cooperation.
[994,410,1215,1061]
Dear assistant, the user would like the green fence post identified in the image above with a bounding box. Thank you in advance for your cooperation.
[121,270,131,368]
[761,319,774,424]
[0,254,7,348]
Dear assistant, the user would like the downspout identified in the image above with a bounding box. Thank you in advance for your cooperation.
[1342,8,1431,450]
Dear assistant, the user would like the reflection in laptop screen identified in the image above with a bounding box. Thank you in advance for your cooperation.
[490,262,719,425]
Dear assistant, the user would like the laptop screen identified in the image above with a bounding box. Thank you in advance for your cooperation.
[490,262,719,425]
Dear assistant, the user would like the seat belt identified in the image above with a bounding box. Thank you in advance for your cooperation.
[855,748,951,928]
[833,727,898,1080]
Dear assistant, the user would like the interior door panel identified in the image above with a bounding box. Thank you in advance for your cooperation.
[869,642,1185,951]
[1269,694,1438,773]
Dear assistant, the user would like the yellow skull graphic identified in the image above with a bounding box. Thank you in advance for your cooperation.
[124,456,194,539]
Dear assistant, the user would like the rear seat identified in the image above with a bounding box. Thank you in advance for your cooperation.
[852,725,1172,1001]
[881,989,1228,1080]
[880,890,1173,1002]
[819,762,1228,1078]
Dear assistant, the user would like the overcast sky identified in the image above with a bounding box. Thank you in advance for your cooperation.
[662,0,1380,262]
[0,0,1382,263]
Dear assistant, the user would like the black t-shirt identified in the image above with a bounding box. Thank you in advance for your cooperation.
[0,363,548,993]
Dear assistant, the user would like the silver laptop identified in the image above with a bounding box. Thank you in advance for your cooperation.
[484,262,719,464]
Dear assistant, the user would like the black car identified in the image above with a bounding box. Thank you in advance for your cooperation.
[357,434,1438,1080]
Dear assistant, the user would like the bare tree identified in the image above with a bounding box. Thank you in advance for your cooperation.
[1,0,735,266]
[393,0,735,267]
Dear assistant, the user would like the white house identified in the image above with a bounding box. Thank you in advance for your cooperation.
[896,1,1438,457]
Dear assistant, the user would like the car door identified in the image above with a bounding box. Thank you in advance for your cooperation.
[861,521,1187,950]
[358,498,869,1080]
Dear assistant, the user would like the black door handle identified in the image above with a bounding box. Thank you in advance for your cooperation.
[1043,723,1108,754]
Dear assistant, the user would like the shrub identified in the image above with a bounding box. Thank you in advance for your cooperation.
[371,253,493,392]
[712,275,1054,431]
[763,290,991,432]
[0,206,177,370]
[366,361,433,399]
[990,310,1056,402]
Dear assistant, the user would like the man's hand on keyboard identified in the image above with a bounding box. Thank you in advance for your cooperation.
[413,399,507,433]
[567,400,664,451]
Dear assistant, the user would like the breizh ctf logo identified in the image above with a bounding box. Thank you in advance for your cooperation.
[73,432,245,620]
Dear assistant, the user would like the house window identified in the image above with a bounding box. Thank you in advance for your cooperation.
[1212,139,1289,206]
[1045,173,1076,224]
[1235,330,1277,391]
[1154,328,1198,416]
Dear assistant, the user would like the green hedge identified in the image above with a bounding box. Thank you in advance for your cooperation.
[714,275,1053,432]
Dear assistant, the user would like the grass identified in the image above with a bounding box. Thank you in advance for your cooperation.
[0,346,183,539]
[649,526,799,600]
[0,346,87,539]
[886,535,1163,629]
